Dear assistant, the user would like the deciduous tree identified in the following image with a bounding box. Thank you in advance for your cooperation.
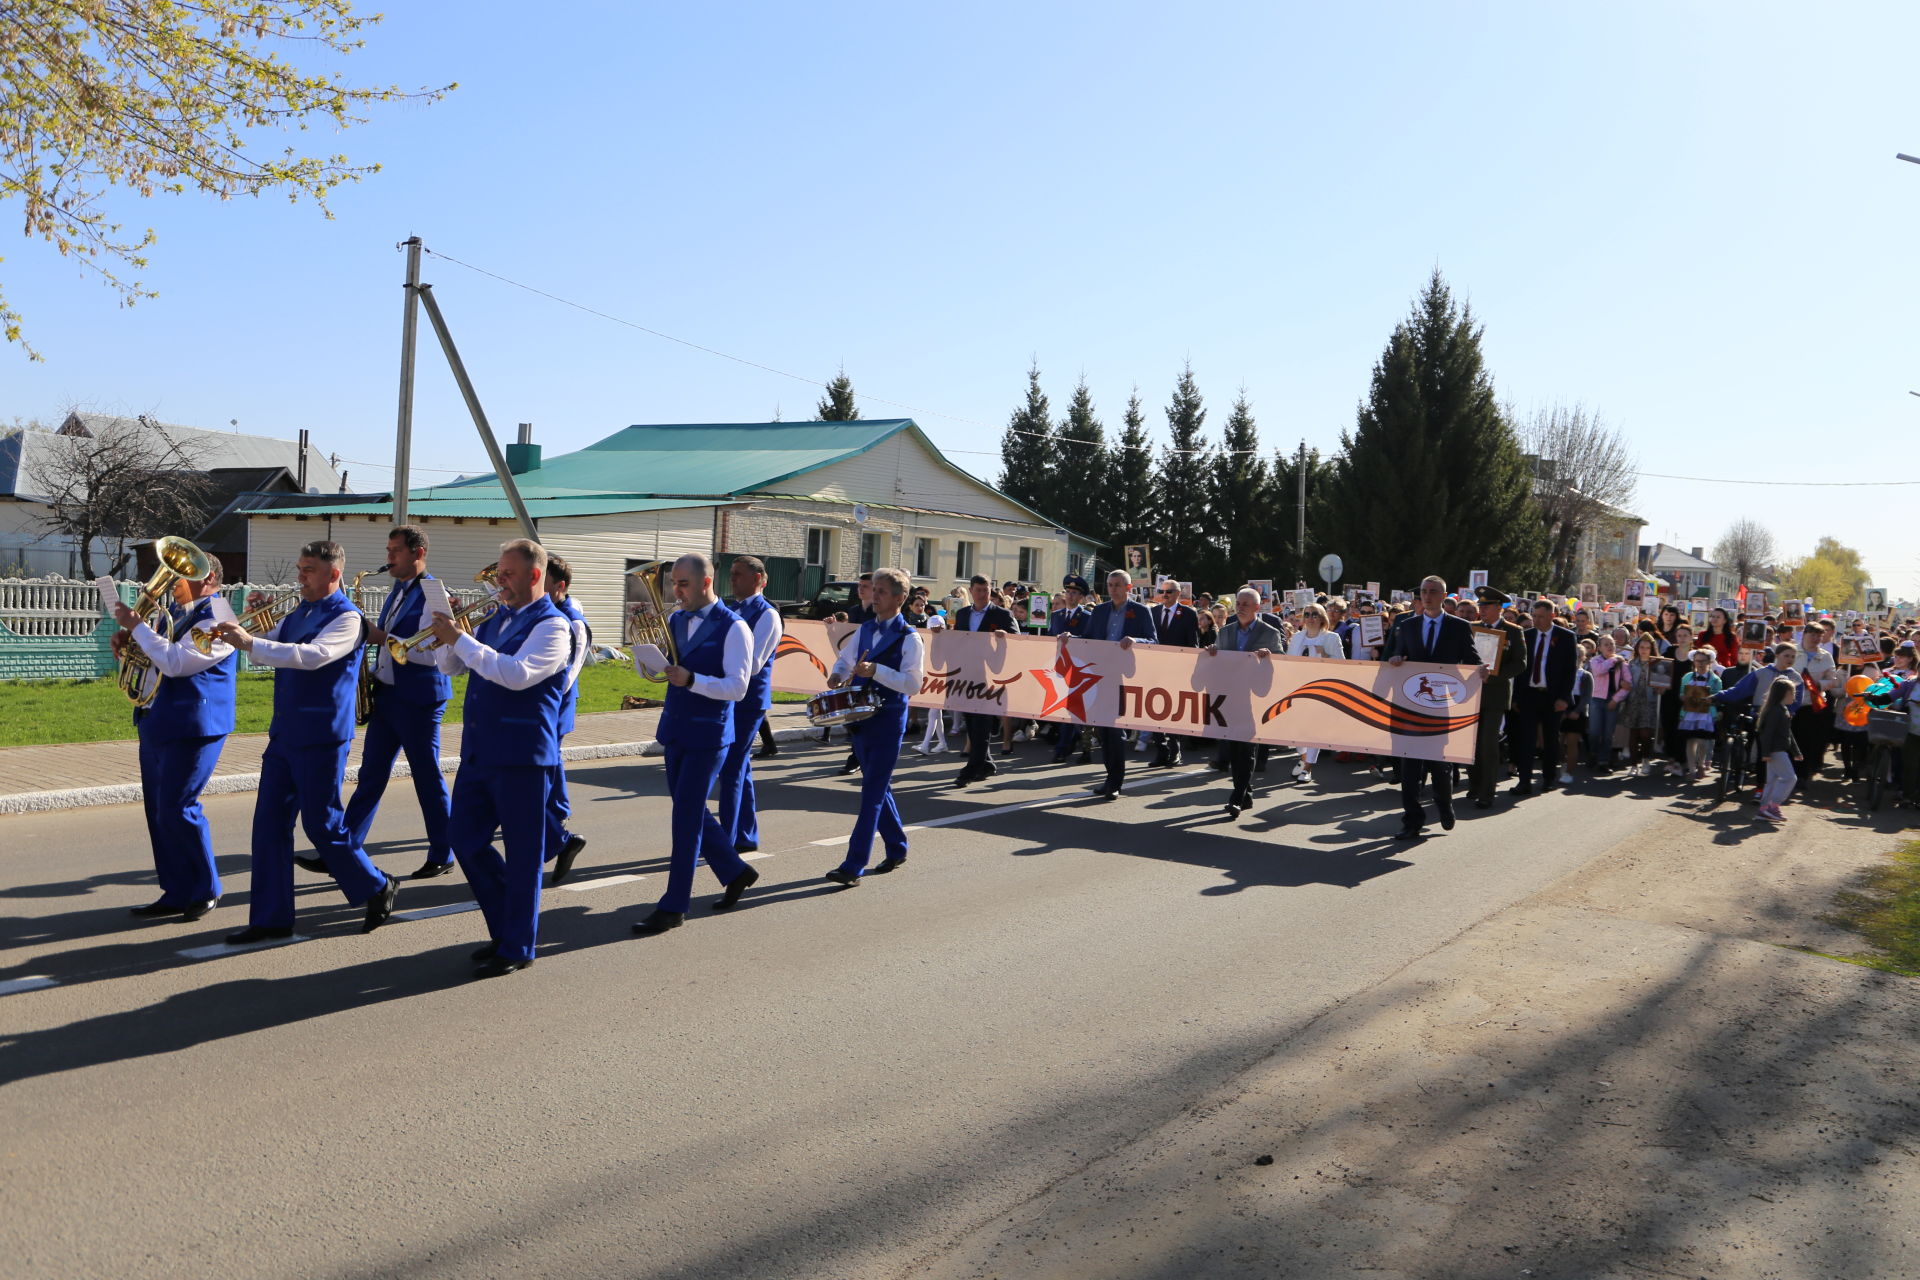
[36,415,217,577]
[1712,519,1777,592]
[1520,401,1638,591]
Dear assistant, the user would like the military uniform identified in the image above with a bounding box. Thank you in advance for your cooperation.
[1468,586,1530,807]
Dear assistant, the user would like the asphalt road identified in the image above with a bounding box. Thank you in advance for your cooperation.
[0,737,1672,1279]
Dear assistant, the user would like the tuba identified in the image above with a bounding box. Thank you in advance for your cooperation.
[387,563,500,665]
[117,535,213,707]
[350,566,389,725]
[623,559,678,670]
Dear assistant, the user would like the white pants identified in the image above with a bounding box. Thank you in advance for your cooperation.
[1761,751,1797,808]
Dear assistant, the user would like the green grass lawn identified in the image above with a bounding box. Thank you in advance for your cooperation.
[0,662,807,748]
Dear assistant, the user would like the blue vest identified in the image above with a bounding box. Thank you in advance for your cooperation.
[729,592,776,716]
[658,601,742,752]
[854,615,913,723]
[270,590,360,747]
[554,594,587,737]
[136,597,237,741]
[379,574,453,706]
[460,595,569,768]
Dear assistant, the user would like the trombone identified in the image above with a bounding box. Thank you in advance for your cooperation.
[623,559,678,670]
[387,563,500,665]
[117,534,213,707]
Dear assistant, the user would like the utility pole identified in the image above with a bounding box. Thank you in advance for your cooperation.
[393,236,423,525]
[1296,440,1307,583]
[415,284,539,542]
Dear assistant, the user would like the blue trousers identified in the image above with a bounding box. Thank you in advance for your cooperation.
[250,739,388,930]
[839,708,908,876]
[659,743,748,914]
[714,700,767,852]
[544,738,572,862]
[138,729,225,905]
[344,691,452,865]
[449,762,552,965]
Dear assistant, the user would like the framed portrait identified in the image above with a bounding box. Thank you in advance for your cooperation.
[1649,658,1675,693]
[1740,618,1768,646]
[1348,588,1376,611]
[1124,544,1152,585]
[1290,587,1316,610]
[1366,581,1381,598]
[1623,578,1645,603]
[1690,608,1709,631]
[1865,588,1887,611]
[1390,589,1412,604]
[1357,612,1386,649]
[1743,590,1768,617]
[1178,581,1194,601]
[1779,599,1805,623]
[1468,569,1489,590]
[1470,623,1506,670]
[1600,609,1621,629]
[1841,633,1879,663]
[1577,583,1600,605]
[1250,578,1274,603]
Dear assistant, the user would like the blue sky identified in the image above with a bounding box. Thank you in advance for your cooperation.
[5,2,1917,599]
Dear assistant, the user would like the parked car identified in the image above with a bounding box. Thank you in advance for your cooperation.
[780,580,861,620]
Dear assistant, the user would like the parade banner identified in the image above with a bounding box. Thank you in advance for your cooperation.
[773,621,1482,764]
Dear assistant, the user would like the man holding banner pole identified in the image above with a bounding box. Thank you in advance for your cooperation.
[1084,569,1158,799]
[1383,575,1480,838]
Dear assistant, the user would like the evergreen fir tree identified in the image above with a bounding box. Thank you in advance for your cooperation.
[1322,270,1549,592]
[1051,376,1108,536]
[1151,363,1220,583]
[1261,443,1334,586]
[996,361,1055,513]
[1210,390,1268,585]
[816,370,859,421]
[1098,389,1156,576]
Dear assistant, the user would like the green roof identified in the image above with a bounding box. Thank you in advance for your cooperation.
[247,496,734,519]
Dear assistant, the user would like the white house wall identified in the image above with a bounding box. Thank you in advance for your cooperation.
[722,500,1067,593]
[790,431,1043,526]
[246,514,523,592]
[540,508,720,640]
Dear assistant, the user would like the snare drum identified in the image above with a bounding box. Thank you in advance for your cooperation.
[806,687,883,728]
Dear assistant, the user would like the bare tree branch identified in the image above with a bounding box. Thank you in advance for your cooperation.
[1712,518,1778,591]
[1520,402,1639,591]
[33,415,218,576]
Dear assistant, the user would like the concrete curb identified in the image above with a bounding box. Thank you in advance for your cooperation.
[0,726,825,815]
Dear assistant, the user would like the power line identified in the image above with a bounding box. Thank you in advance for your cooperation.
[1634,471,1920,488]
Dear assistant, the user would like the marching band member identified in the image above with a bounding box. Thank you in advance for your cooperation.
[543,554,591,885]
[430,538,571,977]
[216,540,401,944]
[716,555,783,856]
[1084,569,1158,799]
[344,524,455,879]
[630,553,759,935]
[112,555,235,920]
[823,567,923,885]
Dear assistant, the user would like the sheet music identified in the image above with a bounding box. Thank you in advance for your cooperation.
[420,578,453,621]
[94,577,120,616]
[630,643,669,677]
[205,596,238,629]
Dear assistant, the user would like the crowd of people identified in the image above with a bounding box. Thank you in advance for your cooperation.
[106,531,1920,981]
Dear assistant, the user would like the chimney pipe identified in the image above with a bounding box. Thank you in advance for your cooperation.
[297,429,310,492]
[505,422,541,476]
[517,422,533,445]
[1690,547,1703,560]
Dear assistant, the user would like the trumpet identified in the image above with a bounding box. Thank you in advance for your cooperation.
[118,534,213,707]
[387,563,500,665]
[190,588,300,655]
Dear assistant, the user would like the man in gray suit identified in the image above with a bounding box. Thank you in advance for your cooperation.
[1210,588,1285,817]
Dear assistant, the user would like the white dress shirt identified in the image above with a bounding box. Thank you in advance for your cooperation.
[671,603,752,702]
[436,599,570,690]
[831,619,925,696]
[740,594,784,678]
[560,612,590,692]
[248,604,362,670]
[373,575,431,684]
[131,603,233,678]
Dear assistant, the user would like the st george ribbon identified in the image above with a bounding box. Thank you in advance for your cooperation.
[773,621,1483,764]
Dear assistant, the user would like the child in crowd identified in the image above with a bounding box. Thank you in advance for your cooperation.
[1622,634,1663,775]
[1559,639,1596,785]
[1674,648,1722,780]
[1755,674,1803,822]
[1586,633,1629,774]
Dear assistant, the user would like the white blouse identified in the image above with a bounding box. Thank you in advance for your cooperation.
[1288,628,1346,660]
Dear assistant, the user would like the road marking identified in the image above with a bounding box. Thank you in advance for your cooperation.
[806,768,1202,844]
[0,975,58,997]
[393,901,483,921]
[178,935,305,960]
[559,873,645,892]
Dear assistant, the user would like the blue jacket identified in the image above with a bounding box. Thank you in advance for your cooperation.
[270,590,361,748]
[657,601,743,753]
[460,594,570,768]
[729,592,776,716]
[1085,600,1159,643]
[554,594,587,737]
[1048,605,1090,637]
[376,574,453,706]
[137,596,237,742]
[1714,664,1805,714]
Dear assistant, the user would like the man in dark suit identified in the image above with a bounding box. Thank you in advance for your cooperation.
[1211,588,1285,816]
[1048,574,1094,763]
[1147,579,1201,766]
[1084,569,1158,799]
[1383,575,1482,838]
[951,574,1018,787]
[1509,597,1579,797]
[1468,585,1530,809]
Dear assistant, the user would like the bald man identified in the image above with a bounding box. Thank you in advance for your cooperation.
[630,554,760,935]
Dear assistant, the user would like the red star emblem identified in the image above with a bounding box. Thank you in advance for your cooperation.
[1028,638,1103,720]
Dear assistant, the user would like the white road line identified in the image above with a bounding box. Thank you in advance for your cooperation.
[393,901,483,921]
[559,873,645,892]
[807,768,1203,845]
[0,975,58,997]
[178,935,305,960]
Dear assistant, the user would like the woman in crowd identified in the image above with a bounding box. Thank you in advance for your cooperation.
[1559,639,1596,785]
[1754,674,1803,823]
[1792,628,1840,778]
[1674,648,1723,780]
[1657,604,1684,645]
[1658,622,1695,771]
[1586,633,1629,774]
[1621,633,1664,775]
[1195,604,1218,648]
[1286,602,1346,783]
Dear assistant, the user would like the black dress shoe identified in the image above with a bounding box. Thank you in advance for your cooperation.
[129,899,180,917]
[734,841,759,854]
[225,925,294,945]
[1439,808,1457,831]
[1394,825,1425,840]
[473,956,533,979]
[409,860,455,880]
[1077,752,1092,765]
[550,834,587,885]
[362,874,400,933]
[713,866,759,911]
[840,753,860,775]
[1473,798,1493,810]
[471,942,498,962]
[871,857,906,874]
[755,744,780,760]
[179,898,218,921]
[1224,800,1243,818]
[631,909,685,935]
[822,868,861,887]
[294,855,329,875]
[1511,784,1534,798]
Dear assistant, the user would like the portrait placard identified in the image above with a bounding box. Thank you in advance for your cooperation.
[1577,583,1599,605]
[1125,544,1152,587]
[1743,590,1768,617]
[1470,623,1506,670]
[1290,588,1316,609]
[1356,613,1386,649]
[1468,569,1489,590]
[1623,578,1646,603]
[1649,658,1675,693]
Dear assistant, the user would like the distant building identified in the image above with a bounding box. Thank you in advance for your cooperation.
[1574,501,1645,587]
[1638,543,1739,602]
[244,419,1102,639]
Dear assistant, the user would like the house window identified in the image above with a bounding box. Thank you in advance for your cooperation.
[859,531,885,575]
[1017,547,1041,583]
[954,541,978,579]
[915,537,935,578]
[805,528,832,567]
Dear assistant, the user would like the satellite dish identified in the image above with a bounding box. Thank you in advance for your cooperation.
[852,503,869,525]
[1318,553,1343,585]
